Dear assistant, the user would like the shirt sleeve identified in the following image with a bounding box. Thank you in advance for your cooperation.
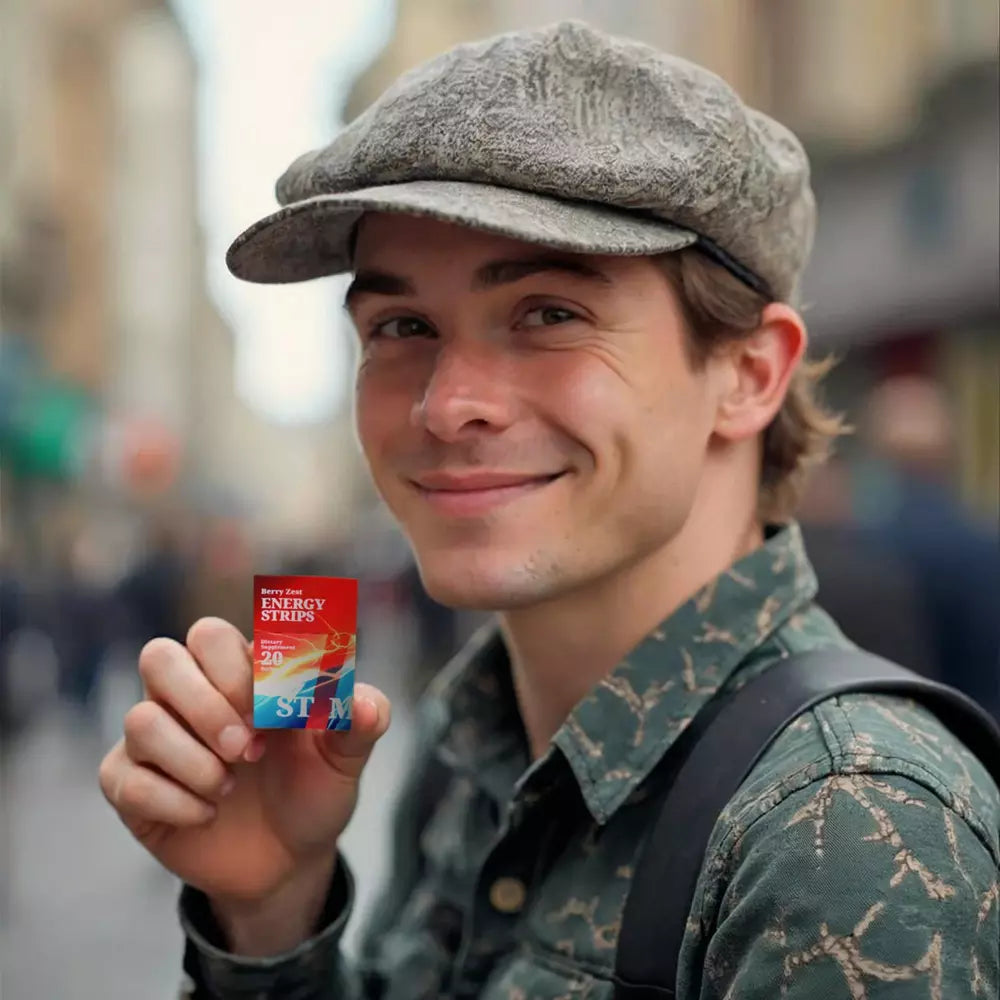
[690,773,999,1000]
[179,855,360,1000]
[178,704,445,1000]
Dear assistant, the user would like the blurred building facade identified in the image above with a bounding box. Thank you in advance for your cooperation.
[345,0,1000,517]
[345,1,998,143]
[1,0,200,576]
[0,0,366,589]
[1,0,995,592]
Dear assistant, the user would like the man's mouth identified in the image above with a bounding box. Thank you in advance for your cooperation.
[409,470,567,516]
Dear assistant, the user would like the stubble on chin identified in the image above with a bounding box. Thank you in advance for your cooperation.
[417,546,561,612]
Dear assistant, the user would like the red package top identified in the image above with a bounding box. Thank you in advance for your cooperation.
[253,575,358,636]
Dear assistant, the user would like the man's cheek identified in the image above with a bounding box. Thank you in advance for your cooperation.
[355,382,397,448]
[354,413,377,468]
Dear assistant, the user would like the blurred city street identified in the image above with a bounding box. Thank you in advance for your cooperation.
[1,619,417,999]
[2,701,186,999]
[0,0,997,997]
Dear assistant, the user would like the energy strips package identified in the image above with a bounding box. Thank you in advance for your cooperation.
[253,575,357,730]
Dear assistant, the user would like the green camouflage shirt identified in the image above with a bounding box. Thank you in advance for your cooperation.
[181,523,1000,999]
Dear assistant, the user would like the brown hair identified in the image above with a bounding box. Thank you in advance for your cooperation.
[657,249,848,523]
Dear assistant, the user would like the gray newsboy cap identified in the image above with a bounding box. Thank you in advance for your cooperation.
[227,20,815,302]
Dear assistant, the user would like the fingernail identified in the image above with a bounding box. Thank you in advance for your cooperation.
[219,725,250,758]
[219,774,237,797]
[243,734,267,763]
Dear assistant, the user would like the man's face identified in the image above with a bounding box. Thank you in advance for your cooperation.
[348,215,723,609]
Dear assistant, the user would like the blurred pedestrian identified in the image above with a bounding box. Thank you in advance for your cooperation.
[0,547,27,739]
[115,518,188,648]
[99,22,999,1000]
[858,376,1000,716]
[799,457,938,678]
[50,530,113,720]
[179,515,254,639]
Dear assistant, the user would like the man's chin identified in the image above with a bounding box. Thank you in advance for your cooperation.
[417,553,554,612]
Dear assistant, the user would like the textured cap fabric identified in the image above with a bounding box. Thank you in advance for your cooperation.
[227,20,816,302]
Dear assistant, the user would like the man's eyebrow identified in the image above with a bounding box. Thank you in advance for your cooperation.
[343,270,416,311]
[471,255,614,290]
[343,254,613,311]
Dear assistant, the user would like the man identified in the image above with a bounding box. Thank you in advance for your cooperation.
[99,22,999,1000]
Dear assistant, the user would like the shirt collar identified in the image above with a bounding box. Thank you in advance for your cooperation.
[429,522,818,823]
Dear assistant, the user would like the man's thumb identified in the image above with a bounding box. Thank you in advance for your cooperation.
[315,683,391,776]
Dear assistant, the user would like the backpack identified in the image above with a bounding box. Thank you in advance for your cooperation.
[611,649,1000,999]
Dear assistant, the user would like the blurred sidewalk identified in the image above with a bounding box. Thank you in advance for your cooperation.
[0,612,416,999]
[1,705,184,999]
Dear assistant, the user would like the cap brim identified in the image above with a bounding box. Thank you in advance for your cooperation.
[226,180,698,283]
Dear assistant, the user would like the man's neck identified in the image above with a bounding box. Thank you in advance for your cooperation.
[500,495,764,761]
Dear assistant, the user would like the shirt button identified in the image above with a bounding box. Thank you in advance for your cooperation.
[489,876,527,914]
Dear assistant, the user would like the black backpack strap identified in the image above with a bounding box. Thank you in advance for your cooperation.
[612,649,1000,1000]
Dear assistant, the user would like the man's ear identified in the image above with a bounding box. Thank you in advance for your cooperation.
[713,303,806,443]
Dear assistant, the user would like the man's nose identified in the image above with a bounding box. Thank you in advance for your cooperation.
[412,341,516,441]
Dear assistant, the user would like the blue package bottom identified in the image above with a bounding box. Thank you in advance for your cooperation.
[254,659,354,730]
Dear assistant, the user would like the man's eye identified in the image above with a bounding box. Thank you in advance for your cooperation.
[370,317,434,340]
[521,306,579,328]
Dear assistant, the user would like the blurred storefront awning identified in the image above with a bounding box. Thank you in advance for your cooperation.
[0,334,96,480]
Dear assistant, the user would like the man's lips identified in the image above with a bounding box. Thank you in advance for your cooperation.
[412,470,564,491]
[409,470,567,516]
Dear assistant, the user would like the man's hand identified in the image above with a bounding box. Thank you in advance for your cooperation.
[99,617,390,953]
